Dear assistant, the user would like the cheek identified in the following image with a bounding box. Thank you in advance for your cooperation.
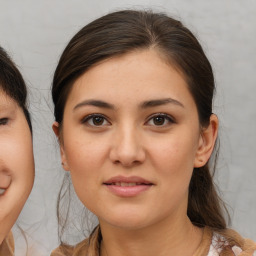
[148,131,198,180]
[0,173,11,189]
[0,129,34,222]
[147,137,197,214]
[64,136,106,192]
[65,136,107,169]
[1,133,34,179]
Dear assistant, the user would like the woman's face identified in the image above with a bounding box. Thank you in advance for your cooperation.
[0,90,34,243]
[55,49,217,230]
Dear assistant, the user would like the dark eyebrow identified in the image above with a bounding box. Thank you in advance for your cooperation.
[73,100,115,111]
[73,98,184,111]
[140,98,184,108]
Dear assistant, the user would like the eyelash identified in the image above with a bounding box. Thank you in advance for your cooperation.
[81,114,110,127]
[0,118,9,126]
[146,113,175,127]
[81,113,175,127]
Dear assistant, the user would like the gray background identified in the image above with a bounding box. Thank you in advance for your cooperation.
[0,0,255,255]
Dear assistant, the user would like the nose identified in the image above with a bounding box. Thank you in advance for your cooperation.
[109,126,146,167]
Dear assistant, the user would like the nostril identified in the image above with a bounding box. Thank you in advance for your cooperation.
[109,136,146,166]
[113,160,120,165]
[113,159,142,167]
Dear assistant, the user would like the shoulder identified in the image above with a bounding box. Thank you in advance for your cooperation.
[209,228,256,256]
[0,232,14,256]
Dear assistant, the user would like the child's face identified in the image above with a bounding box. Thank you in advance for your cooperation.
[0,90,34,243]
[55,49,217,231]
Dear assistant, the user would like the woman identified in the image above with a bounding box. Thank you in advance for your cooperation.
[51,10,256,256]
[0,46,35,255]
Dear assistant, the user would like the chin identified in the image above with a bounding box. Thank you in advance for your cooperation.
[98,210,153,231]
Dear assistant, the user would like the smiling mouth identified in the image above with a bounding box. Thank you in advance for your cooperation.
[0,188,6,195]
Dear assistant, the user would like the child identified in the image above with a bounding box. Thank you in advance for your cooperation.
[0,46,34,255]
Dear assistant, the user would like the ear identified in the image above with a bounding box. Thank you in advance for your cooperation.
[194,114,218,168]
[52,121,70,171]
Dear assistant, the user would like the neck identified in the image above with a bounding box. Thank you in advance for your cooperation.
[99,215,203,256]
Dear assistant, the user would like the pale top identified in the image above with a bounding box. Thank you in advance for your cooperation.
[51,226,256,256]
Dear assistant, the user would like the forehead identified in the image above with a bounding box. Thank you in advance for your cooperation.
[66,49,196,111]
[0,89,18,111]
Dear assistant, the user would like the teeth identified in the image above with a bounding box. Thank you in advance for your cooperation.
[0,188,6,195]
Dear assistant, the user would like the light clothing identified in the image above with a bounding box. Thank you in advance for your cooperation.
[51,226,256,256]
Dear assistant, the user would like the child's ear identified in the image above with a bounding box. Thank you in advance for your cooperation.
[52,121,70,172]
[194,114,218,168]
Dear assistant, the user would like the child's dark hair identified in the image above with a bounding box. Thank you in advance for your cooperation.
[0,46,32,131]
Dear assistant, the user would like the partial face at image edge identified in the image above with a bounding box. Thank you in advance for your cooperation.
[0,90,34,243]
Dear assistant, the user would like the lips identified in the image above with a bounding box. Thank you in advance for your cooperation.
[103,176,153,197]
[108,182,145,186]
[0,188,6,195]
[104,175,153,185]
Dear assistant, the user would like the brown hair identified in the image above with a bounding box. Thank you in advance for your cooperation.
[52,9,228,243]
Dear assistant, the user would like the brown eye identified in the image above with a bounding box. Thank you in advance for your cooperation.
[153,116,165,126]
[146,114,174,127]
[92,116,104,126]
[82,114,110,127]
[0,118,8,125]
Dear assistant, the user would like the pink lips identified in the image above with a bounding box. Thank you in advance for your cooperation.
[103,175,153,197]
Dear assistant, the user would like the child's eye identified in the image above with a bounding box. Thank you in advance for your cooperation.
[0,118,9,125]
[146,114,174,127]
[82,114,110,127]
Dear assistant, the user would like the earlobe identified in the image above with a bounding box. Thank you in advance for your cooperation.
[59,146,70,171]
[52,121,70,172]
[194,114,218,168]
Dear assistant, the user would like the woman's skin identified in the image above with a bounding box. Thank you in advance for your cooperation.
[53,49,218,256]
[0,90,34,244]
